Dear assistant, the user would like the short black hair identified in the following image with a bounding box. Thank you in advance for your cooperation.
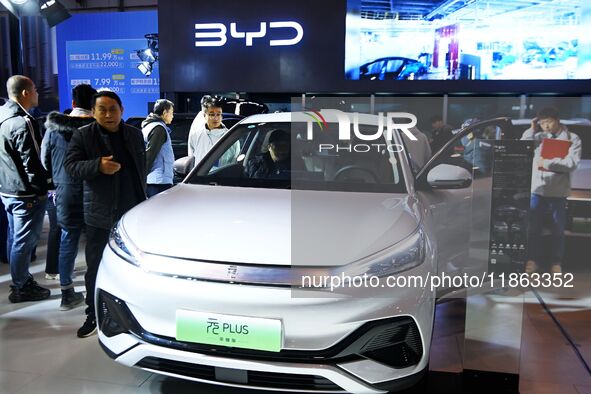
[200,94,213,109]
[204,97,223,111]
[92,90,122,109]
[153,99,174,116]
[537,107,560,120]
[6,75,33,98]
[268,129,289,144]
[72,84,97,111]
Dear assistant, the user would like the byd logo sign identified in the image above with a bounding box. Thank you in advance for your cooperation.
[194,21,304,47]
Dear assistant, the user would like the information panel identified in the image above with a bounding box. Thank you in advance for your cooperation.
[488,141,534,273]
[65,39,159,117]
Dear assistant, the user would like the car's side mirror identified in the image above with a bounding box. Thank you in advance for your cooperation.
[173,156,195,178]
[427,164,472,189]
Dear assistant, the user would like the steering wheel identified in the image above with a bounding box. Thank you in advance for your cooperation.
[333,165,379,183]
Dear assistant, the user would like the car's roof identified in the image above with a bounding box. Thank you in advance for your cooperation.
[362,57,416,65]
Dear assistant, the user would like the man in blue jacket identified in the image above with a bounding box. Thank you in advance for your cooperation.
[141,99,175,197]
[0,75,52,303]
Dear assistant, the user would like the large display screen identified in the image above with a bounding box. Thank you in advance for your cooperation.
[158,0,590,93]
[65,39,159,117]
[345,0,591,81]
[56,11,159,117]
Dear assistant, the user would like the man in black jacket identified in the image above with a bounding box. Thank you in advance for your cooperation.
[64,90,146,337]
[41,83,97,310]
[246,129,292,179]
[0,75,52,303]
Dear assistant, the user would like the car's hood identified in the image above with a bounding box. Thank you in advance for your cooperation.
[122,184,421,266]
[572,159,591,190]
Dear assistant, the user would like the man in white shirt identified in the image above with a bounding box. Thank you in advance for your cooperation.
[187,95,212,157]
[188,98,237,167]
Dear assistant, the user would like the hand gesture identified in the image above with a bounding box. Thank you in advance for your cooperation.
[531,117,540,133]
[99,155,121,175]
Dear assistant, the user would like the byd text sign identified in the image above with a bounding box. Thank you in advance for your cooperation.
[194,22,304,47]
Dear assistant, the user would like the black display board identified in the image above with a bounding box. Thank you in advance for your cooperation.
[488,141,534,273]
[158,0,346,93]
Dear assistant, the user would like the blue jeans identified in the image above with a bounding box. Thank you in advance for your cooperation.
[59,227,81,288]
[527,194,567,264]
[0,199,8,263]
[1,195,47,289]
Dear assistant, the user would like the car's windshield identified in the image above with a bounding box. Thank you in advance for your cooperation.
[186,121,407,193]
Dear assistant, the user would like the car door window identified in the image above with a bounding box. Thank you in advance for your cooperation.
[416,118,512,187]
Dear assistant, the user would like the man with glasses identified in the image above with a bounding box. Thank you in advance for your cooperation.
[188,98,236,167]
[0,75,52,303]
[187,94,212,157]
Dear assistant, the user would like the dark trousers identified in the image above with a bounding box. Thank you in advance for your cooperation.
[527,194,567,264]
[84,225,110,318]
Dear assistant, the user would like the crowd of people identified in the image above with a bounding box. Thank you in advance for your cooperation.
[0,75,235,338]
[0,74,581,339]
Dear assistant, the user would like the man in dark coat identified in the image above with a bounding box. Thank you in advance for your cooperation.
[429,115,454,154]
[41,83,97,310]
[64,90,146,337]
[246,129,291,179]
[0,75,52,303]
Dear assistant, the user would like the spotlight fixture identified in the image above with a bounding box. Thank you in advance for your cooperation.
[39,0,71,27]
[135,33,159,77]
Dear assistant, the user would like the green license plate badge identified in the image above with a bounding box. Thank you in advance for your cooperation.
[176,310,282,352]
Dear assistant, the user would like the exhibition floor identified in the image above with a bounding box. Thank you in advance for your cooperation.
[0,221,590,394]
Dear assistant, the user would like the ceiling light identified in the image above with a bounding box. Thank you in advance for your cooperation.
[39,0,71,27]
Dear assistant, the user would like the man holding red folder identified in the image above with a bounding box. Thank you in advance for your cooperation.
[521,107,582,274]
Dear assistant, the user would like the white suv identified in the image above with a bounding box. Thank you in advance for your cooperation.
[96,112,509,393]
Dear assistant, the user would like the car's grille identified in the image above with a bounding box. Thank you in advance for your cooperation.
[136,356,343,391]
[249,371,341,391]
[138,356,215,380]
[138,316,422,367]
[359,320,423,368]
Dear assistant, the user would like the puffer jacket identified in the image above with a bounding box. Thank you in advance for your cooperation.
[41,111,94,229]
[0,100,50,196]
[64,121,147,230]
[141,113,174,185]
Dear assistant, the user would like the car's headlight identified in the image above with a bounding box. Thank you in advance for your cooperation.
[341,230,426,278]
[108,221,143,266]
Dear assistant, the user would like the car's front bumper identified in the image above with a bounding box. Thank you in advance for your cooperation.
[96,246,435,392]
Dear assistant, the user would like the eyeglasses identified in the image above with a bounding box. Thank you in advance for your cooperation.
[207,113,222,118]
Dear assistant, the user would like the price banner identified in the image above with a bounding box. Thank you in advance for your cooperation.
[66,39,160,117]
